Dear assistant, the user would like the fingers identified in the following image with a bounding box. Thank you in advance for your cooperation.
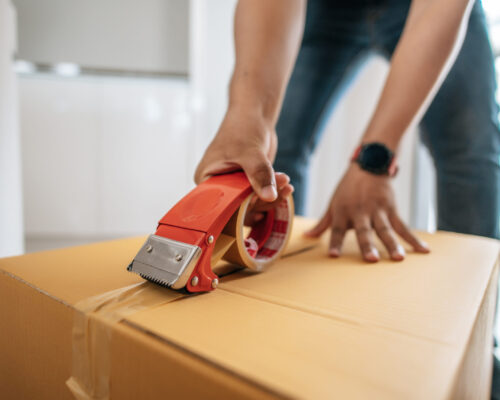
[353,214,379,262]
[373,211,405,261]
[328,217,347,258]
[247,185,293,215]
[389,213,430,253]
[244,211,265,226]
[308,210,429,262]
[275,172,290,188]
[244,172,294,226]
[241,155,278,202]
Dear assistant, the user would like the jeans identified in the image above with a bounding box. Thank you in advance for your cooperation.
[274,1,500,397]
[274,0,500,240]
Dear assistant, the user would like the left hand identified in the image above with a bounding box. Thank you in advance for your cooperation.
[305,164,430,262]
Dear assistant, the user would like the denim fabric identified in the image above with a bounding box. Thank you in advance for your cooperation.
[274,1,500,397]
[274,0,500,240]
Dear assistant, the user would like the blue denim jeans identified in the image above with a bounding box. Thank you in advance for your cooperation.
[274,1,500,397]
[274,0,500,240]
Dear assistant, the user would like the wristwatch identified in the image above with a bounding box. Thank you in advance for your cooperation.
[351,142,398,177]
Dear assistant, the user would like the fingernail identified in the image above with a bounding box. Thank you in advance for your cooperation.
[366,248,379,262]
[260,185,277,201]
[329,248,340,257]
[392,245,405,260]
[420,241,430,251]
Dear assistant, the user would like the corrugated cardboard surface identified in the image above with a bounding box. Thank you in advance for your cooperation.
[0,217,499,399]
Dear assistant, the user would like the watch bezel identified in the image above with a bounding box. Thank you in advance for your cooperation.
[355,142,395,176]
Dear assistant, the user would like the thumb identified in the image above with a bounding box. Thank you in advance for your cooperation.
[242,154,277,202]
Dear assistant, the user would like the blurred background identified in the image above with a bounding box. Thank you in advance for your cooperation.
[1,0,499,257]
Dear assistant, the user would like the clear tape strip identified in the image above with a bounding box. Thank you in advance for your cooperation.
[66,281,184,400]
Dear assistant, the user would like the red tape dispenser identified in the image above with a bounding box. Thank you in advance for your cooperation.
[127,172,294,293]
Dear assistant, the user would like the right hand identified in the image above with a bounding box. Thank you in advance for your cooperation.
[195,108,293,203]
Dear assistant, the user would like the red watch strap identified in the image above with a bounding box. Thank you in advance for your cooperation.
[351,144,363,162]
[388,156,399,177]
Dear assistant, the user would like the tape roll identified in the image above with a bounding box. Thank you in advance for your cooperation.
[221,194,294,272]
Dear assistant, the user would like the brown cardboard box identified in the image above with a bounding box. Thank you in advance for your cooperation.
[0,217,498,400]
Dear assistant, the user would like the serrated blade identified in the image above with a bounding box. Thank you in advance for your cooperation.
[128,235,201,289]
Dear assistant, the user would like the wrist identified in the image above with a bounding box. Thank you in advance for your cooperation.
[228,73,282,126]
[226,102,275,131]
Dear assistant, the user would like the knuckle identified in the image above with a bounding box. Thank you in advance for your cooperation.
[338,204,349,215]
[377,226,394,242]
[251,159,272,175]
[377,225,392,234]
[331,225,345,235]
[357,236,372,248]
[354,203,365,213]
[387,209,399,221]
[356,226,372,235]
[382,236,397,248]
[376,197,391,209]
[330,237,342,247]
[398,223,411,235]
[249,161,273,184]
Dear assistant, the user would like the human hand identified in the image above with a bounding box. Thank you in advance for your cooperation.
[305,164,430,262]
[195,107,294,203]
[244,172,294,226]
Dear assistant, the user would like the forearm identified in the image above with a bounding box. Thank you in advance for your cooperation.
[362,0,474,149]
[229,0,305,125]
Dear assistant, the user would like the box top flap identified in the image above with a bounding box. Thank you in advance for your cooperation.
[1,217,498,399]
[125,219,499,399]
[219,227,499,344]
[126,289,458,399]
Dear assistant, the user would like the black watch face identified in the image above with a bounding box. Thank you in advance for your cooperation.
[358,143,392,175]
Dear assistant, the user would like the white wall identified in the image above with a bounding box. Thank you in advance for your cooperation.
[0,0,24,257]
[20,74,192,238]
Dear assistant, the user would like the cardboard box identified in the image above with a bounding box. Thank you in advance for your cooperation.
[0,217,498,400]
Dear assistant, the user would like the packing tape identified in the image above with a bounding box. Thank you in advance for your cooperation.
[65,196,293,400]
[66,282,184,400]
[221,193,294,272]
